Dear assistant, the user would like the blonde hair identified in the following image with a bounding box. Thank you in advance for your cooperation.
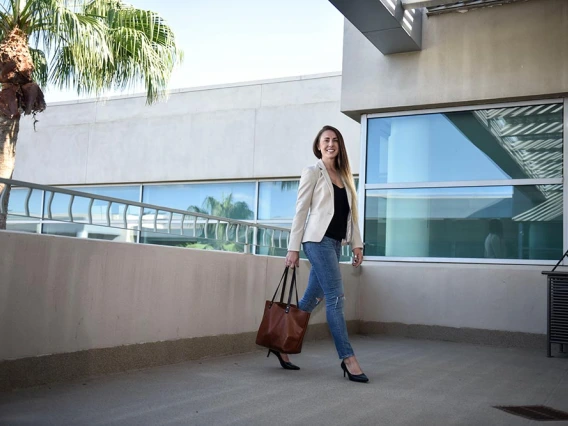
[312,125,359,224]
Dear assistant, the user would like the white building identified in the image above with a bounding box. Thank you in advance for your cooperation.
[8,73,359,247]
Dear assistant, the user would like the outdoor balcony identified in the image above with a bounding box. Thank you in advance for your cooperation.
[1,336,568,425]
[1,208,566,424]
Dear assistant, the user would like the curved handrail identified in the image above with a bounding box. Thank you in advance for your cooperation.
[0,177,292,253]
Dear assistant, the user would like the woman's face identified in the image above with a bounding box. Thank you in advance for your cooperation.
[318,130,339,161]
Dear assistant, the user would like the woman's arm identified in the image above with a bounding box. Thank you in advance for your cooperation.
[351,216,364,267]
[287,166,318,253]
[351,220,363,250]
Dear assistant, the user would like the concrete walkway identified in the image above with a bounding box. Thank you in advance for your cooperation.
[1,336,568,425]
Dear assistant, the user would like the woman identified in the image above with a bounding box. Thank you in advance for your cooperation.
[269,125,368,383]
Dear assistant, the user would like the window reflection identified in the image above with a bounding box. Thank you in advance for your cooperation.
[140,182,256,250]
[7,188,43,220]
[140,227,252,253]
[42,222,137,243]
[43,186,140,222]
[6,220,40,233]
[364,185,563,260]
[41,186,140,241]
[367,104,563,183]
[4,178,358,260]
[143,183,255,220]
[258,181,299,220]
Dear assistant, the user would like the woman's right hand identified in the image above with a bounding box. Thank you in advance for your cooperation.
[285,251,300,268]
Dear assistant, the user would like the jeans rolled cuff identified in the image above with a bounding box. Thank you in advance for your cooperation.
[339,352,355,360]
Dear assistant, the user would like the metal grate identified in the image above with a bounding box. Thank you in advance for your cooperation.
[494,405,568,421]
[426,0,531,16]
[550,276,568,344]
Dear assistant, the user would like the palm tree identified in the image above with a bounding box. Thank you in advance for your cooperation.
[0,0,182,229]
[186,193,254,252]
[188,193,254,220]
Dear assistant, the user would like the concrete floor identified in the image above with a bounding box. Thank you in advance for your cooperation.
[1,336,568,426]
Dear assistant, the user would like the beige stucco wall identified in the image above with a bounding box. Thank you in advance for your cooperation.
[12,74,361,185]
[0,231,361,361]
[1,230,548,363]
[359,261,547,335]
[340,0,568,118]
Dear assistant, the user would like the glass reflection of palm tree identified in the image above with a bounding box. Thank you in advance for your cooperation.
[280,181,299,192]
[188,194,254,220]
[185,193,253,252]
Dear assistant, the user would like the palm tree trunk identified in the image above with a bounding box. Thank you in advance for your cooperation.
[0,115,20,229]
[0,27,40,230]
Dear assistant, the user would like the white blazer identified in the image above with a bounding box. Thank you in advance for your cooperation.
[288,159,363,252]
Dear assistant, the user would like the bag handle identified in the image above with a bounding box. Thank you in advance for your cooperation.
[269,267,290,306]
[269,267,300,311]
[285,268,300,313]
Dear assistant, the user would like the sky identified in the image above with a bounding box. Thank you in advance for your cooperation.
[45,0,345,102]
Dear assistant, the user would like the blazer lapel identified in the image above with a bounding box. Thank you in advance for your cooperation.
[317,159,333,195]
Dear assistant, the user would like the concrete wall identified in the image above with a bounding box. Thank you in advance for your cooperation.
[12,74,361,185]
[0,231,360,361]
[1,231,545,363]
[340,0,568,118]
[359,262,546,335]
[0,231,548,389]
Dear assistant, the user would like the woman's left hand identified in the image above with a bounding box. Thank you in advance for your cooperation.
[352,248,363,268]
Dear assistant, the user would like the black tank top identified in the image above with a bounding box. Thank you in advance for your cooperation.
[325,184,349,241]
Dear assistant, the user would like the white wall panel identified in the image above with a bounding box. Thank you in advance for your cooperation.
[14,74,357,185]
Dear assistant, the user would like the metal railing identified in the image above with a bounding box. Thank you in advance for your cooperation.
[0,178,293,255]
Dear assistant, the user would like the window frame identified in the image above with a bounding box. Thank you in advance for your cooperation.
[359,98,567,265]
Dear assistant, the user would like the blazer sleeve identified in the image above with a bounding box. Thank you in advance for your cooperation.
[351,220,364,250]
[288,166,318,252]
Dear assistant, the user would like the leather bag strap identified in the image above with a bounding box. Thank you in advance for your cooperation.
[285,268,300,313]
[270,267,290,306]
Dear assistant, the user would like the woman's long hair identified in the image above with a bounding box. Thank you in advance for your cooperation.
[312,125,359,224]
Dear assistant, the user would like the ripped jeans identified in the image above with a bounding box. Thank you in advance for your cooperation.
[299,236,354,360]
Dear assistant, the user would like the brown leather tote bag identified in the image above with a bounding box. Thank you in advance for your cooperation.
[255,267,311,354]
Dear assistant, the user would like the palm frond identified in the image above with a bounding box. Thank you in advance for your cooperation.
[0,1,15,34]
[101,5,182,103]
[33,1,109,56]
[0,0,181,105]
[29,47,47,87]
[47,1,181,102]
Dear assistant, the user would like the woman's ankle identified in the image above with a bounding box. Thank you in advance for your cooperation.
[343,356,357,365]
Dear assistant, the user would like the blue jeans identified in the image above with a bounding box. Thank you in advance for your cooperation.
[299,236,354,360]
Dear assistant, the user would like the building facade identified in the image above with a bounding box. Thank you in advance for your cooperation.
[323,0,566,340]
[7,0,568,342]
[8,73,360,247]
[333,0,567,265]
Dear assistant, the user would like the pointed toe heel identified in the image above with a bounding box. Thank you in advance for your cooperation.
[340,361,369,383]
[268,349,300,370]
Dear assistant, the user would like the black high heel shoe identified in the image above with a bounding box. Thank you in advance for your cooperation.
[341,361,369,383]
[267,349,300,370]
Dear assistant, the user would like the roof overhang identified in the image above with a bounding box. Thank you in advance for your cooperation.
[403,0,531,16]
[330,0,532,56]
[328,0,423,55]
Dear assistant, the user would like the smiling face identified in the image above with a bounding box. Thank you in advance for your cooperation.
[318,129,339,161]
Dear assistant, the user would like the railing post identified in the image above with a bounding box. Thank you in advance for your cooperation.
[253,226,259,255]
[24,187,32,217]
[244,225,250,254]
